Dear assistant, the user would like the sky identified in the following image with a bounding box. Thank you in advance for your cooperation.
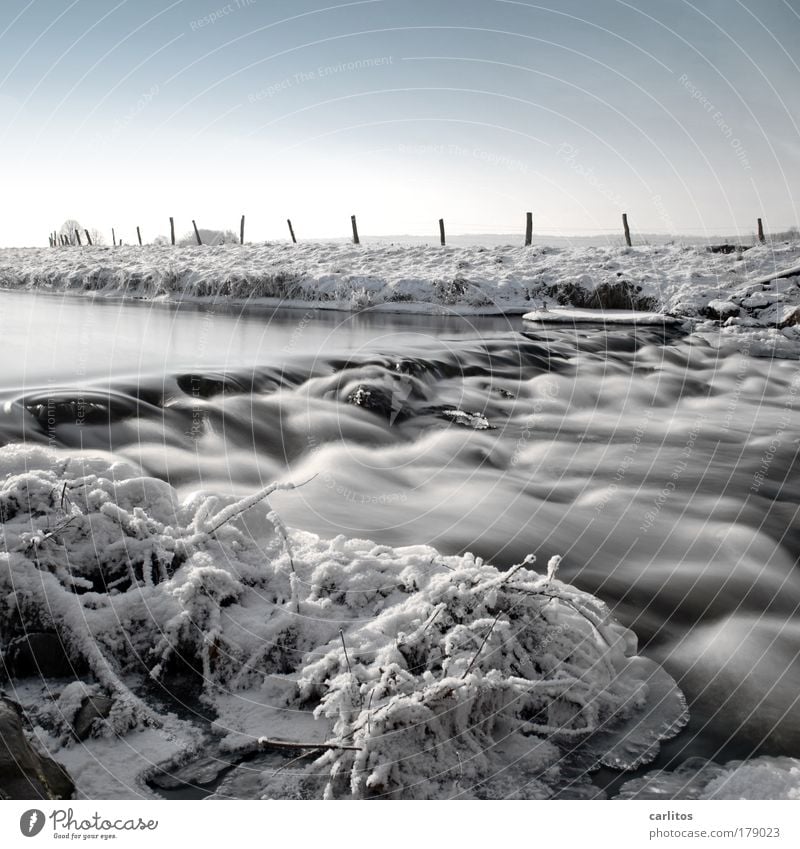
[0,0,798,246]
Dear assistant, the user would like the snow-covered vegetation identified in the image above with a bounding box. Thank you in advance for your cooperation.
[1,444,691,799]
[1,242,799,326]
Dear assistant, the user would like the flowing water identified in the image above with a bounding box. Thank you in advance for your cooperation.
[2,289,799,785]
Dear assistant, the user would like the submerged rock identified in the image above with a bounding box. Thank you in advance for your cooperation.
[346,384,411,424]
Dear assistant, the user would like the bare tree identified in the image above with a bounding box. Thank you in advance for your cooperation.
[59,219,81,246]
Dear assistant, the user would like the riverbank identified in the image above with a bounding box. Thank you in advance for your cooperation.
[2,242,799,325]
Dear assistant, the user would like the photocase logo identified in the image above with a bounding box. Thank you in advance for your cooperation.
[19,810,45,837]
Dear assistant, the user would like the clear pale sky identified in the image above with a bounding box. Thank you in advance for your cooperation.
[0,0,798,245]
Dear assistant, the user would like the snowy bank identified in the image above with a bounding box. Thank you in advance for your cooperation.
[1,242,800,323]
[0,445,689,799]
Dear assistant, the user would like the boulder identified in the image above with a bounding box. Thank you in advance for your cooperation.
[0,697,74,799]
[71,694,114,741]
[702,299,740,321]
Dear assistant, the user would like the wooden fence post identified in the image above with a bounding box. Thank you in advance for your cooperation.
[439,218,446,246]
[622,213,632,247]
[757,218,765,243]
[170,217,175,246]
[137,226,142,246]
[240,215,245,245]
[74,229,82,246]
[287,219,297,243]
[351,214,360,245]
[112,228,116,247]
[84,229,93,246]
[525,212,533,247]
[192,220,202,245]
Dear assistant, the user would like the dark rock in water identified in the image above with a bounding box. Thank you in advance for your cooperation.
[176,373,249,398]
[21,390,142,427]
[701,301,740,321]
[71,694,114,741]
[150,755,230,791]
[3,632,82,680]
[346,384,411,424]
[0,697,74,799]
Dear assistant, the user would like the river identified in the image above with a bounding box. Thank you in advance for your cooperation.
[1,289,798,790]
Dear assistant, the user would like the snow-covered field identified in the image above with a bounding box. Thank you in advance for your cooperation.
[2,241,800,331]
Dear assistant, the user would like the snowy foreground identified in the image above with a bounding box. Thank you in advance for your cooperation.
[2,444,798,799]
[2,241,800,336]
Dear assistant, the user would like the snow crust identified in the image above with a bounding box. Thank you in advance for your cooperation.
[0,444,688,799]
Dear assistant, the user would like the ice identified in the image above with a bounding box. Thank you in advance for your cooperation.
[522,308,678,325]
[617,756,800,800]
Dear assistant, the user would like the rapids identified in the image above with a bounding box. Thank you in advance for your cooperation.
[1,289,798,774]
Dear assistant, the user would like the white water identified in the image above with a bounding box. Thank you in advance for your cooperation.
[2,290,799,773]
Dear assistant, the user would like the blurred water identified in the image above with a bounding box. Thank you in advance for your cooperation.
[2,290,799,770]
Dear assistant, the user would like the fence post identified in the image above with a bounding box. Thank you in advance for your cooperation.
[240,215,245,245]
[525,212,533,246]
[351,214,360,245]
[112,228,116,247]
[192,220,202,245]
[287,219,297,243]
[757,218,765,243]
[622,213,632,247]
[170,217,176,246]
[439,218,446,246]
[137,226,142,246]
[74,229,82,246]
[84,229,93,246]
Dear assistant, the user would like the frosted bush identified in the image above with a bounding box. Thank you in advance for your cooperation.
[0,445,688,798]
